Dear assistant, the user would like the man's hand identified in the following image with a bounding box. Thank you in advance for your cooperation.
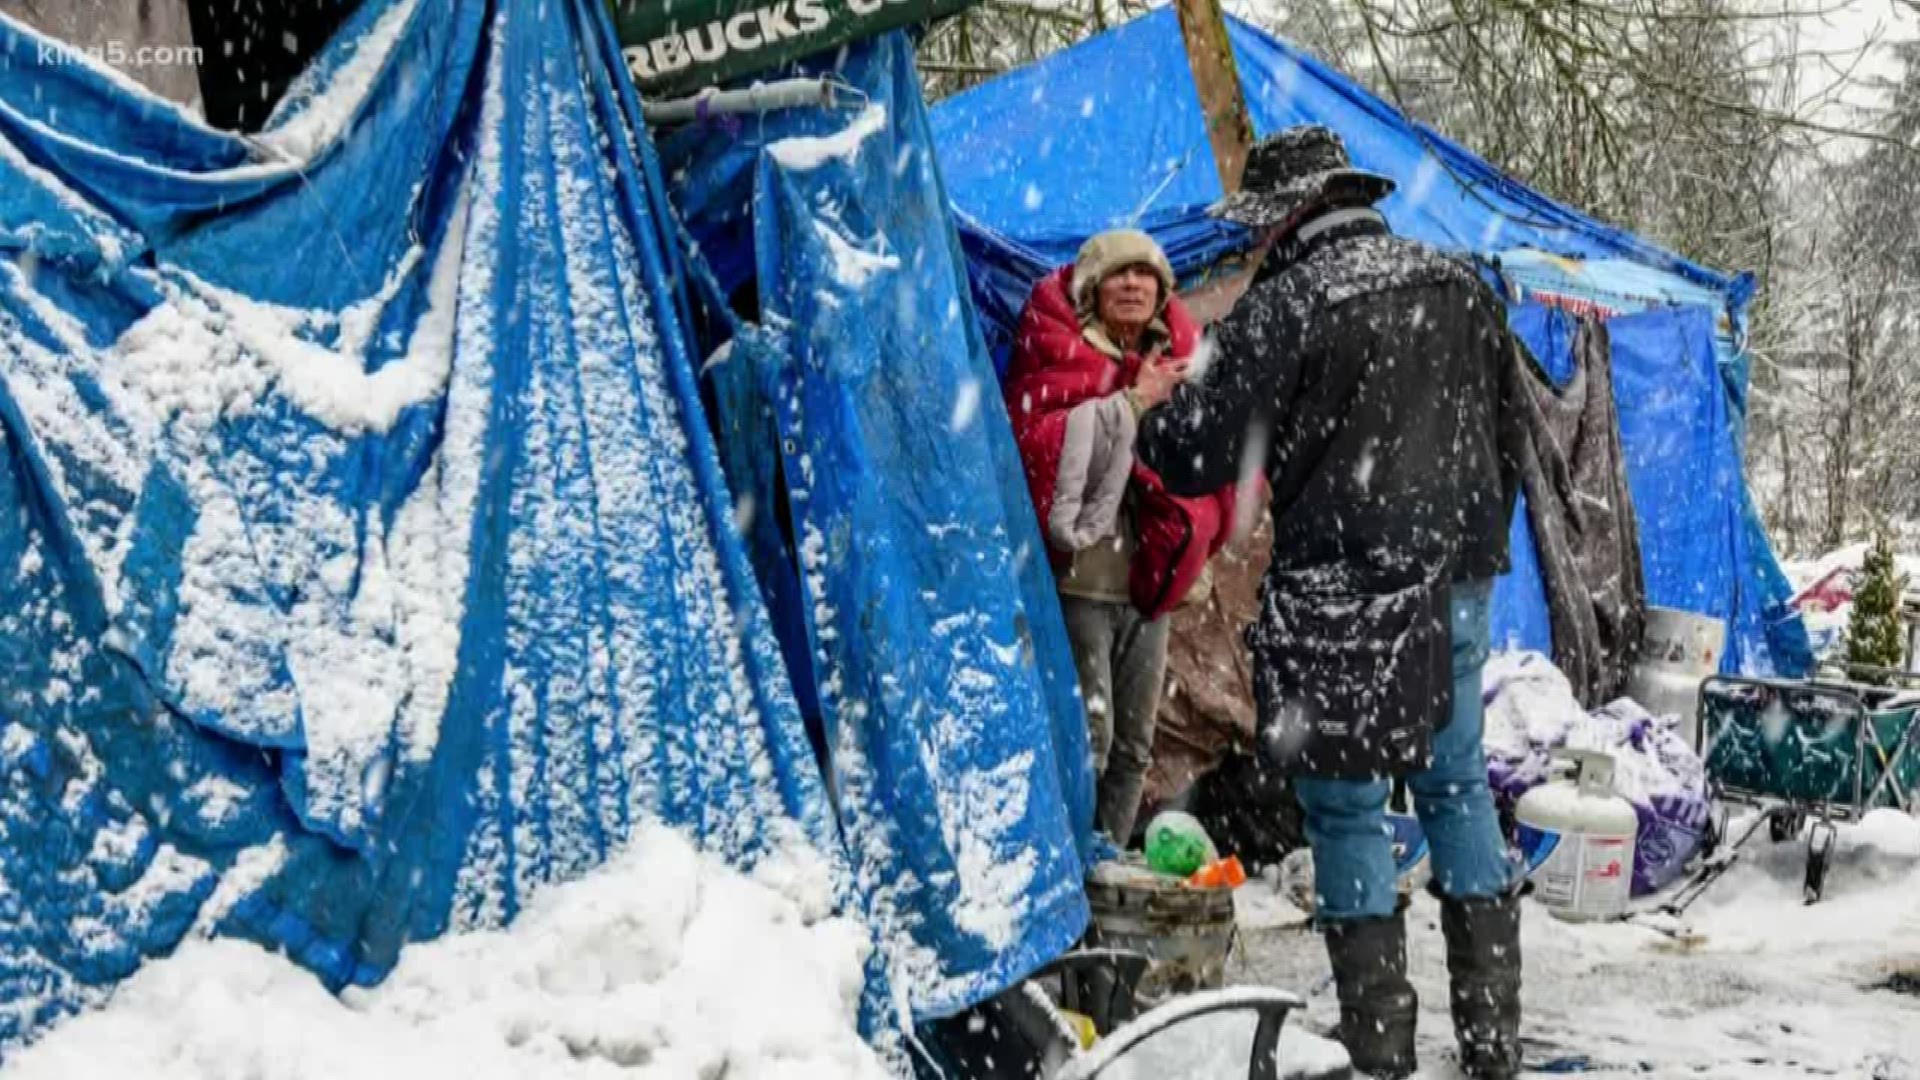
[1131,354,1190,411]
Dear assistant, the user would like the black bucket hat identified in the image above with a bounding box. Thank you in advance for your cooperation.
[1207,125,1396,230]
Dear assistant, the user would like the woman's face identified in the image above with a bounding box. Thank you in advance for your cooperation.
[1096,264,1161,335]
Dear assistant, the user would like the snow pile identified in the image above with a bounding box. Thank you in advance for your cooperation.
[4,824,885,1080]
[1806,807,1920,889]
[74,251,479,841]
[1677,810,1920,953]
[813,219,901,289]
[256,0,423,162]
[1851,806,1920,860]
[1482,651,1589,774]
[110,248,461,437]
[1235,857,1315,931]
[4,145,483,846]
[1784,541,1920,596]
[0,133,139,271]
[1275,1026,1352,1080]
[1483,651,1712,894]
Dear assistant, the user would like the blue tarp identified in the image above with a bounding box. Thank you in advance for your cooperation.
[0,0,842,1048]
[928,8,1811,677]
[930,8,1749,364]
[1494,249,1756,419]
[659,33,1097,1022]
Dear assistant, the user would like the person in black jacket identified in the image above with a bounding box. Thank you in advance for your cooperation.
[1137,126,1523,1080]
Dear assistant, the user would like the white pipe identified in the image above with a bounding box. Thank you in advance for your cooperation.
[642,78,844,124]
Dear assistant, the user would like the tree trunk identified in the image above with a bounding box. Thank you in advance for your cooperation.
[1776,420,1798,554]
[1825,340,1862,550]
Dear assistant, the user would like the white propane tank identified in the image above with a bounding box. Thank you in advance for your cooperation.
[1515,750,1638,922]
[1624,607,1727,749]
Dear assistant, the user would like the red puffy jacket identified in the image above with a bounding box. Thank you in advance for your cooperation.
[1003,267,1236,619]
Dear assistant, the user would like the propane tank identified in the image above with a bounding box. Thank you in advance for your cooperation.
[1515,750,1638,922]
[1623,606,1727,749]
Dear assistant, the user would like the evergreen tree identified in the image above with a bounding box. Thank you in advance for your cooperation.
[1844,532,1909,683]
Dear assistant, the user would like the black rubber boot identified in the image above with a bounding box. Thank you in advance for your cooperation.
[1439,893,1523,1080]
[1322,910,1419,1079]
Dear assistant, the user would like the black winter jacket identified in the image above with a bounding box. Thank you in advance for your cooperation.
[1139,214,1517,779]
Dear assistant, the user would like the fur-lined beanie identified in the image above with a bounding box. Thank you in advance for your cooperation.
[1071,229,1177,314]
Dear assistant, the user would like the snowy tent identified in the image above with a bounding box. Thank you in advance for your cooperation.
[655,32,1100,1024]
[1,0,1103,1053]
[928,8,1812,677]
[0,0,851,1050]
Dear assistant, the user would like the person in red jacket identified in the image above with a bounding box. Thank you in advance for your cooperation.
[1004,229,1237,847]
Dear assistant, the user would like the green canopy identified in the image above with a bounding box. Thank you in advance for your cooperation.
[609,0,978,96]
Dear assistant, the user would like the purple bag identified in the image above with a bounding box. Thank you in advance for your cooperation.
[1594,702,1711,895]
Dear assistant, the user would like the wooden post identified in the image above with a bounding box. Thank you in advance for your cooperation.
[1172,0,1257,325]
[1174,0,1254,194]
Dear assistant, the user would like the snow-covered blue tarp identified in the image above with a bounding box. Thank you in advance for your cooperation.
[0,0,840,1048]
[659,32,1097,1023]
[930,9,1747,361]
[928,7,1811,677]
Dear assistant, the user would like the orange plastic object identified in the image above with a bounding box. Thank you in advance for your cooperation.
[1187,855,1247,890]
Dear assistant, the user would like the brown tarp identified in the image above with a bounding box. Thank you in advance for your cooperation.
[1144,495,1268,813]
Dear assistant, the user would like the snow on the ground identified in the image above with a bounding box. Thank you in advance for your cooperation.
[1232,810,1920,1079]
[3,823,886,1080]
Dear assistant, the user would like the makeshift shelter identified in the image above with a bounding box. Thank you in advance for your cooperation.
[929,8,1812,677]
[1,0,1098,1055]
[0,0,846,1050]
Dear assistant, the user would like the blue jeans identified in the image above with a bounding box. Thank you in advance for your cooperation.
[1294,580,1515,921]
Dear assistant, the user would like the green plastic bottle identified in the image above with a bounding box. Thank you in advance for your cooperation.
[1144,811,1217,877]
